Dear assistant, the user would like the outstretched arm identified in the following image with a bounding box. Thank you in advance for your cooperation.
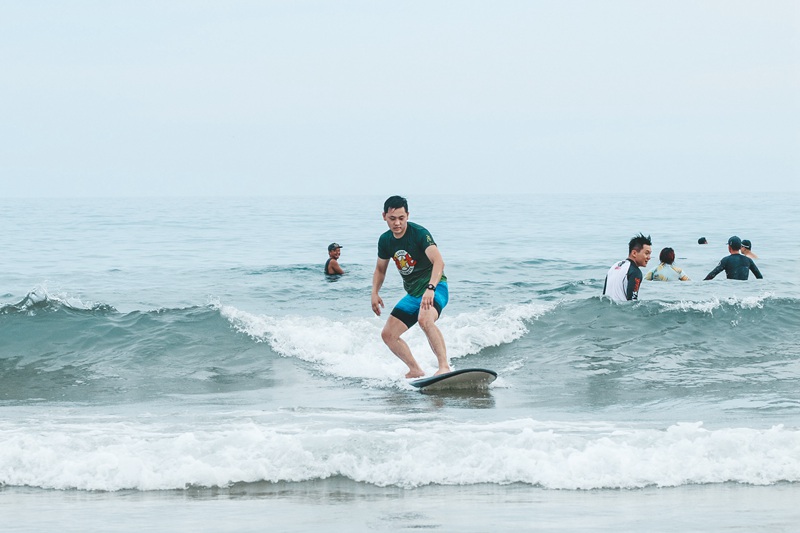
[750,260,763,279]
[704,262,724,281]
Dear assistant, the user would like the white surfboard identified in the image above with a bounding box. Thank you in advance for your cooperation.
[409,368,497,392]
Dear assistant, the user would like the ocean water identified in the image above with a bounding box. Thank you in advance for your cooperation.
[2,193,800,532]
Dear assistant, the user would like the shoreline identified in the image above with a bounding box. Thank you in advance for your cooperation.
[4,480,800,532]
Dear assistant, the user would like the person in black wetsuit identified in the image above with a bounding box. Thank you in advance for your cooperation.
[325,243,344,275]
[704,236,763,281]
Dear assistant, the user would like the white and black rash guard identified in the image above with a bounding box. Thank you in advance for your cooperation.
[603,259,643,302]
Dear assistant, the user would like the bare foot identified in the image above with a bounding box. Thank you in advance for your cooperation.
[434,367,452,376]
[405,369,425,378]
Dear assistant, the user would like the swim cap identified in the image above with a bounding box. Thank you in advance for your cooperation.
[727,236,742,250]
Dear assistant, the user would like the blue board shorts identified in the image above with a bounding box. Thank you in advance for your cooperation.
[390,282,449,328]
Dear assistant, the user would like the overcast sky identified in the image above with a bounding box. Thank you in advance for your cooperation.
[2,1,798,197]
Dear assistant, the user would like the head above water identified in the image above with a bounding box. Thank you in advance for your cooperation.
[628,233,652,268]
[741,239,752,250]
[698,237,708,245]
[383,195,408,214]
[728,235,742,251]
[659,247,675,265]
[628,233,652,253]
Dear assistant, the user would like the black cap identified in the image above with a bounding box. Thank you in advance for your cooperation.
[328,243,343,252]
[728,236,742,249]
[741,239,752,250]
[698,237,707,244]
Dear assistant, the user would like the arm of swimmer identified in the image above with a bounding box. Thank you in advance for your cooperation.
[750,260,763,279]
[371,258,389,315]
[704,262,724,281]
[626,270,642,300]
[328,259,344,275]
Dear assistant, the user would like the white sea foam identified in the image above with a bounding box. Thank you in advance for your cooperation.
[10,284,108,312]
[3,418,799,492]
[217,302,554,384]
[659,292,774,314]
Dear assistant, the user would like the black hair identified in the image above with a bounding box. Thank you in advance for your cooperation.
[659,247,675,264]
[628,233,652,253]
[383,195,408,214]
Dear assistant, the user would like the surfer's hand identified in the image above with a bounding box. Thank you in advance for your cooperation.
[371,294,384,316]
[421,291,434,310]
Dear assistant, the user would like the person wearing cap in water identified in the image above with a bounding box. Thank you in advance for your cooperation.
[645,247,690,281]
[325,243,344,275]
[704,236,763,281]
[698,237,708,245]
[741,239,759,260]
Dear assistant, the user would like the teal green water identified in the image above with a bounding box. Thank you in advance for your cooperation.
[2,193,799,530]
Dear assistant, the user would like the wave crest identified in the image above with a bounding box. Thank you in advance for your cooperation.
[217,302,555,383]
[4,419,799,491]
[1,286,116,315]
[658,293,775,314]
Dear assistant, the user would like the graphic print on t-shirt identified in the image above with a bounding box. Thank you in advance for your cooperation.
[392,250,417,275]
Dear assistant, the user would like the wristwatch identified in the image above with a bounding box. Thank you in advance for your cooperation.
[426,284,437,291]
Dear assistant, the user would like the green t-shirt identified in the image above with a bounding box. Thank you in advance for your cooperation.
[378,221,447,297]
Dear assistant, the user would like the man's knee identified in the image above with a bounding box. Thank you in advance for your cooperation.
[381,317,408,344]
[418,309,439,331]
[381,326,396,344]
